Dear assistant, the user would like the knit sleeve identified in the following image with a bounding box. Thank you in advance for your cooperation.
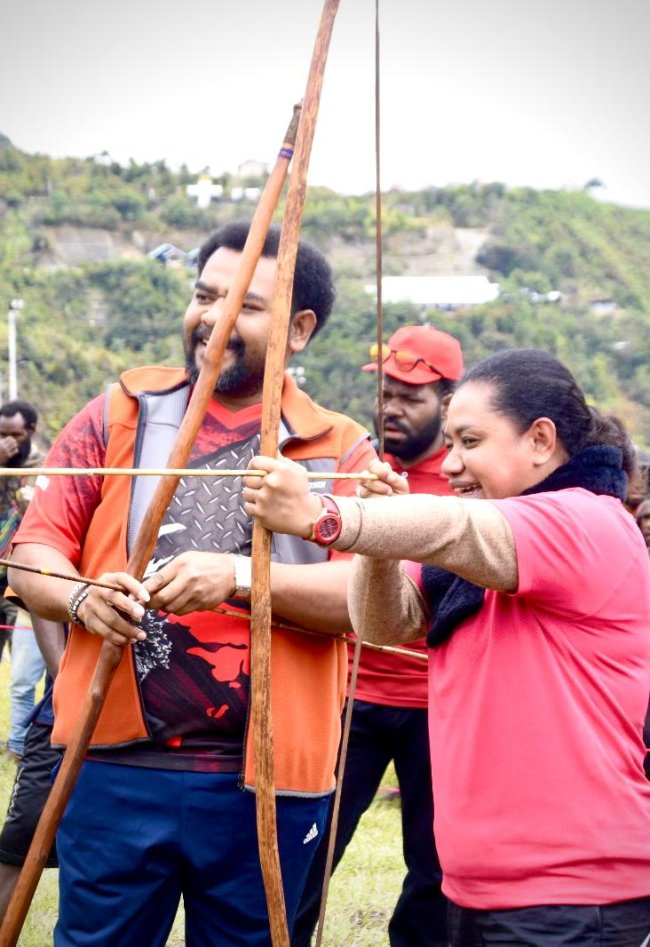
[333,493,517,591]
[348,556,431,645]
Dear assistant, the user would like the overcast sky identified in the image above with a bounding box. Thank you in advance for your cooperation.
[2,0,649,207]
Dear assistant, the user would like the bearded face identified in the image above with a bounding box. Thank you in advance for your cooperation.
[184,326,266,399]
[375,379,445,464]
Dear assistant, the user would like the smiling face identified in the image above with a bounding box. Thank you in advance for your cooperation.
[182,247,315,409]
[183,247,276,407]
[442,381,568,500]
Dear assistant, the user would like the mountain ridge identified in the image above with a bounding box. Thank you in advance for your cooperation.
[1,141,649,446]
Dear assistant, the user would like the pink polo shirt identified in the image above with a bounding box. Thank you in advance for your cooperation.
[427,488,650,908]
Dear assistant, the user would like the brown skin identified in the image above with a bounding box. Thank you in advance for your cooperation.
[183,247,316,409]
[442,382,568,500]
[0,865,19,925]
[0,412,33,466]
[10,248,355,644]
[624,465,648,515]
[636,498,650,551]
[378,377,446,468]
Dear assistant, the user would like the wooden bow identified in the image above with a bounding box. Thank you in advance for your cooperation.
[249,3,340,943]
[0,108,300,947]
[314,4,383,942]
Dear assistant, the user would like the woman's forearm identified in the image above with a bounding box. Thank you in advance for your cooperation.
[334,493,518,592]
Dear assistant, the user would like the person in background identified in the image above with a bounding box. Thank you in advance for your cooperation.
[293,324,463,947]
[0,401,48,761]
[637,496,650,552]
[0,401,42,662]
[634,494,650,779]
[5,605,48,761]
[624,446,649,515]
[0,610,65,922]
[246,347,650,947]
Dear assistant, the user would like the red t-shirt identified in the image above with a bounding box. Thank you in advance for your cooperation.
[18,394,366,771]
[426,488,650,907]
[352,446,454,708]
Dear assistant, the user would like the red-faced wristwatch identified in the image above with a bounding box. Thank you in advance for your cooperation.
[309,494,342,546]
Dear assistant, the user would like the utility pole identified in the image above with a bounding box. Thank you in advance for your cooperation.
[7,298,24,400]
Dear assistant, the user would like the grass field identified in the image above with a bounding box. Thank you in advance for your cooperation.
[0,659,404,946]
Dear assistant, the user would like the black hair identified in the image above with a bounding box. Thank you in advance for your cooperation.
[458,349,635,476]
[434,378,456,400]
[0,400,37,429]
[197,220,335,337]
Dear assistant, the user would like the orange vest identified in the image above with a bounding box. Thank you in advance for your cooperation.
[52,366,372,795]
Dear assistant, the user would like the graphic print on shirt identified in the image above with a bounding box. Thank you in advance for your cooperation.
[132,431,261,757]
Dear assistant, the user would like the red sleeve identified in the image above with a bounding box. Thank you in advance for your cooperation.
[14,395,107,566]
[332,435,377,499]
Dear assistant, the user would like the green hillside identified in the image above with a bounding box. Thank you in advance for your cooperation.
[1,136,649,447]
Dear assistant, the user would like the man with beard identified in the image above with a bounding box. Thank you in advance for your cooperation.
[292,325,463,947]
[9,220,375,946]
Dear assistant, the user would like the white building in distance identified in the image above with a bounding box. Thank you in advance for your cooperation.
[237,159,268,179]
[365,275,500,310]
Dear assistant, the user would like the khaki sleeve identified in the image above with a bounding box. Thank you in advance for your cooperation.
[338,494,518,646]
[348,557,431,645]
[334,493,518,591]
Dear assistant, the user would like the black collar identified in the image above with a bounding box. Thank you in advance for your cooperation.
[422,445,627,647]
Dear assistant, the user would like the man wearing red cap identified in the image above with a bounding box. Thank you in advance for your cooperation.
[293,325,463,947]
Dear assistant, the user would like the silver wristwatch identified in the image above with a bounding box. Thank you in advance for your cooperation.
[232,555,252,601]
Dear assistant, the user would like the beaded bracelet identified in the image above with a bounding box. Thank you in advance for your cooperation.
[68,581,91,628]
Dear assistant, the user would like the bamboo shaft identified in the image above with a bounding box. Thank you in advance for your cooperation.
[2,467,377,480]
[0,559,121,591]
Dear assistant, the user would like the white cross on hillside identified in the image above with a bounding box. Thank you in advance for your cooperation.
[186,178,223,209]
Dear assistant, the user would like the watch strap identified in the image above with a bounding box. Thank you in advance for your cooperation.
[309,493,342,546]
[233,555,252,601]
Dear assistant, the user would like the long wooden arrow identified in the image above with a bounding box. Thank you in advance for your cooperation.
[0,466,376,480]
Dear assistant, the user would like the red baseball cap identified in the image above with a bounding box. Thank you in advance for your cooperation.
[362,325,464,385]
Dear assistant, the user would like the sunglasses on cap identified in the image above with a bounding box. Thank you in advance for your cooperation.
[369,343,443,375]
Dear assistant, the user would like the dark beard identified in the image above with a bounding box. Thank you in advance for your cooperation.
[380,415,443,462]
[8,438,31,468]
[184,328,264,398]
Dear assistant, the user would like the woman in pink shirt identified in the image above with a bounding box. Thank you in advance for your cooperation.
[246,348,650,947]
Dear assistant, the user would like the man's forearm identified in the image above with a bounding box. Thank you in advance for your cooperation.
[270,559,353,633]
[9,543,81,624]
[11,544,354,637]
